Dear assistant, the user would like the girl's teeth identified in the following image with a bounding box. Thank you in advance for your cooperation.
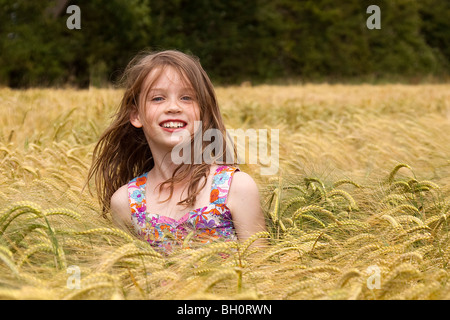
[163,122,185,128]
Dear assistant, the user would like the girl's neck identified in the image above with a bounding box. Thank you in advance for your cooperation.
[146,138,196,183]
[148,151,191,184]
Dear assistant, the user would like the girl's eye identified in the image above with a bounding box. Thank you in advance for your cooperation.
[151,97,164,102]
[181,96,193,101]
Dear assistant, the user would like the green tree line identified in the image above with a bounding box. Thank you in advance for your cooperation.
[0,0,449,87]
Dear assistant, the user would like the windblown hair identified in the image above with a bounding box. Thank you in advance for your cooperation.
[88,50,237,217]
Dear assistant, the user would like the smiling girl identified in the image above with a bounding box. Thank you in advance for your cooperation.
[88,50,267,253]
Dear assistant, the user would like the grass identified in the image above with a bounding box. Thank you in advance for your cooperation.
[0,83,449,299]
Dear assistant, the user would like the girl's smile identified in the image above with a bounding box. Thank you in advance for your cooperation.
[130,66,201,150]
[159,119,188,132]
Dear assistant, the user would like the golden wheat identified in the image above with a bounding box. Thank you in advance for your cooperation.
[1,85,449,299]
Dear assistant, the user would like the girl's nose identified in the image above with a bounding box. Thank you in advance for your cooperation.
[166,98,182,113]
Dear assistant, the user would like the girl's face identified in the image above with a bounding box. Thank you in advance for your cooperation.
[130,66,201,153]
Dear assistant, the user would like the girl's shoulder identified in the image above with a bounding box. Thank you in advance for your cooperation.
[228,170,258,191]
[110,183,132,227]
[111,183,129,206]
[226,169,260,211]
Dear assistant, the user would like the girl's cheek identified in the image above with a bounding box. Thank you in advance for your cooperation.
[145,106,158,121]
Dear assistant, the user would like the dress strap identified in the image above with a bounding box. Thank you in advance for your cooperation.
[128,172,148,214]
[209,166,240,205]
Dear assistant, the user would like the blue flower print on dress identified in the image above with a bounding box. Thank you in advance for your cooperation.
[213,172,229,185]
[130,189,144,203]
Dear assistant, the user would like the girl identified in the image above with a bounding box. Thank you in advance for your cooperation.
[88,50,267,253]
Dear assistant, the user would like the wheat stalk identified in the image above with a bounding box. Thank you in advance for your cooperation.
[337,268,361,288]
[333,179,362,189]
[281,279,320,299]
[386,163,413,184]
[379,263,421,298]
[63,281,116,300]
[17,242,54,268]
[292,205,337,223]
[98,243,163,272]
[0,247,20,277]
[200,268,238,292]
[179,241,235,269]
[72,227,135,243]
[238,231,271,257]
[327,189,359,211]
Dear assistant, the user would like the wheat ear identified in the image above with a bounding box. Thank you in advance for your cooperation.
[387,163,413,184]
[98,243,163,272]
[72,227,135,243]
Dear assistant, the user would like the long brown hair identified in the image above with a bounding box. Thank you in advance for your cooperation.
[88,50,237,217]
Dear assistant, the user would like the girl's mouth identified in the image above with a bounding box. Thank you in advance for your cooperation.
[159,120,187,131]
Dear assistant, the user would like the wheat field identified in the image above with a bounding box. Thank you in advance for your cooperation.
[0,84,449,300]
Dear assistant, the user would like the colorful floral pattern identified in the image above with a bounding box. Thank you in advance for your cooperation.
[128,166,239,254]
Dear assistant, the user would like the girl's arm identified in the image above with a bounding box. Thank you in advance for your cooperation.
[110,184,135,235]
[227,171,268,245]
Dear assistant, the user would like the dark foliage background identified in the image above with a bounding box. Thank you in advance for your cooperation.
[0,0,449,87]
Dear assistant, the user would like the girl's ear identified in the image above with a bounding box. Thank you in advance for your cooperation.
[130,105,143,128]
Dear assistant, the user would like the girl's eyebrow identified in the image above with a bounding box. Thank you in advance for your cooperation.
[148,87,196,94]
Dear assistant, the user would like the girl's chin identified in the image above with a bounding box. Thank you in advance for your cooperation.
[156,139,189,151]
[160,126,187,133]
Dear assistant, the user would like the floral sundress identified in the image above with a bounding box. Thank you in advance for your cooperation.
[128,165,239,253]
